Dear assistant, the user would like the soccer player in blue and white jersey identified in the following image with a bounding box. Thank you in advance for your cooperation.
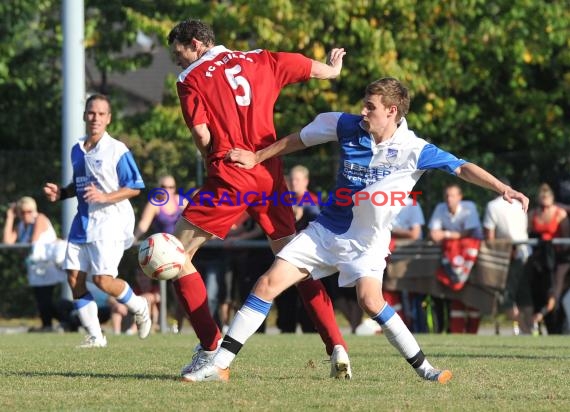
[44,94,151,348]
[184,77,529,382]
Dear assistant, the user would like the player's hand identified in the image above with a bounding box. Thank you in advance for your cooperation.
[83,183,107,203]
[502,188,529,213]
[5,202,16,218]
[326,48,346,77]
[43,182,60,202]
[225,148,258,169]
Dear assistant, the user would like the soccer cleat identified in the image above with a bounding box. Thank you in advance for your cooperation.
[181,362,229,382]
[77,335,107,348]
[134,303,152,339]
[181,345,214,376]
[180,340,221,376]
[422,367,453,384]
[330,344,352,380]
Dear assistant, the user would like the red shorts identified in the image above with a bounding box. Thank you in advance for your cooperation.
[181,157,296,240]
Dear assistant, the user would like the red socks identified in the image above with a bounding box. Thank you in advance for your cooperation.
[174,272,221,351]
[296,278,347,355]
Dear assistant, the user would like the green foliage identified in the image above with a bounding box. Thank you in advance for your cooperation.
[0,1,62,192]
[0,248,36,318]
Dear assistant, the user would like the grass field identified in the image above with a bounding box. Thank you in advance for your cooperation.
[0,332,569,411]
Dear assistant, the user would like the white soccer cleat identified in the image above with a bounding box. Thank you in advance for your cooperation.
[180,340,221,376]
[181,345,213,376]
[181,362,230,382]
[134,303,152,339]
[77,335,107,348]
[421,367,453,384]
[330,344,352,380]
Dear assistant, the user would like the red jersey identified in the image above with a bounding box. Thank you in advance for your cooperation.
[176,46,312,160]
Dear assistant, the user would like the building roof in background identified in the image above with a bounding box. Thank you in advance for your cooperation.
[86,43,180,112]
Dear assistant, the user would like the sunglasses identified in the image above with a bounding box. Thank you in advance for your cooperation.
[161,185,176,189]
[20,210,34,215]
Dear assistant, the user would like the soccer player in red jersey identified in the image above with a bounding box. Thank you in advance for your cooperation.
[166,19,351,380]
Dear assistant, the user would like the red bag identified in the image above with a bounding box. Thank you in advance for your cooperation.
[436,238,481,291]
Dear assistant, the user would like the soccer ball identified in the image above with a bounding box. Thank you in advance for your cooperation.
[138,233,186,280]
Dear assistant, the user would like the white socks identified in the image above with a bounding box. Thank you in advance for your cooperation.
[116,284,147,314]
[214,294,272,369]
[74,293,103,339]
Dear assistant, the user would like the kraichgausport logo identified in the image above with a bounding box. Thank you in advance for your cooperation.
[148,188,421,208]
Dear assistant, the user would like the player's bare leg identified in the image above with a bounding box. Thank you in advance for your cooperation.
[175,218,213,273]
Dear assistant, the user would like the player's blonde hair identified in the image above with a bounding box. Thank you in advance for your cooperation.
[365,77,410,121]
[158,174,176,186]
[16,196,37,214]
[290,165,309,179]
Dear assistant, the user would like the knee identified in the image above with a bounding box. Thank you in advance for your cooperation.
[92,275,105,289]
[253,275,278,300]
[184,246,199,262]
[67,271,78,287]
[254,275,270,295]
[92,275,115,292]
[357,292,384,317]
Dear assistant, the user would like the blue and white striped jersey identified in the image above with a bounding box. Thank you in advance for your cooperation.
[299,112,466,249]
[68,132,145,245]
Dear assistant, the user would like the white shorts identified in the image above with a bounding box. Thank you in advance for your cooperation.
[64,240,127,278]
[276,221,390,287]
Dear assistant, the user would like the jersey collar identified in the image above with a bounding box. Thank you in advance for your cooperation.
[358,117,409,147]
[178,45,232,81]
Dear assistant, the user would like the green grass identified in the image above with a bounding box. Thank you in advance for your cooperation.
[0,332,569,411]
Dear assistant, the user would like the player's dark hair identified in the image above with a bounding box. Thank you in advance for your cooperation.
[167,19,215,47]
[537,183,554,200]
[365,77,410,121]
[85,94,111,113]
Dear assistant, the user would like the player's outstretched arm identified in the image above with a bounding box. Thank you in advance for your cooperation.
[226,132,307,169]
[44,182,76,202]
[455,162,529,212]
[310,48,346,79]
[43,182,60,202]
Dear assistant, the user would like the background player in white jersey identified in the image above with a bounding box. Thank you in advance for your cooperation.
[429,185,483,242]
[391,197,425,239]
[184,77,529,383]
[43,94,151,348]
[428,184,483,333]
[483,179,533,334]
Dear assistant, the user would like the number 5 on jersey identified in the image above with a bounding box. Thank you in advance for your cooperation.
[225,65,251,106]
